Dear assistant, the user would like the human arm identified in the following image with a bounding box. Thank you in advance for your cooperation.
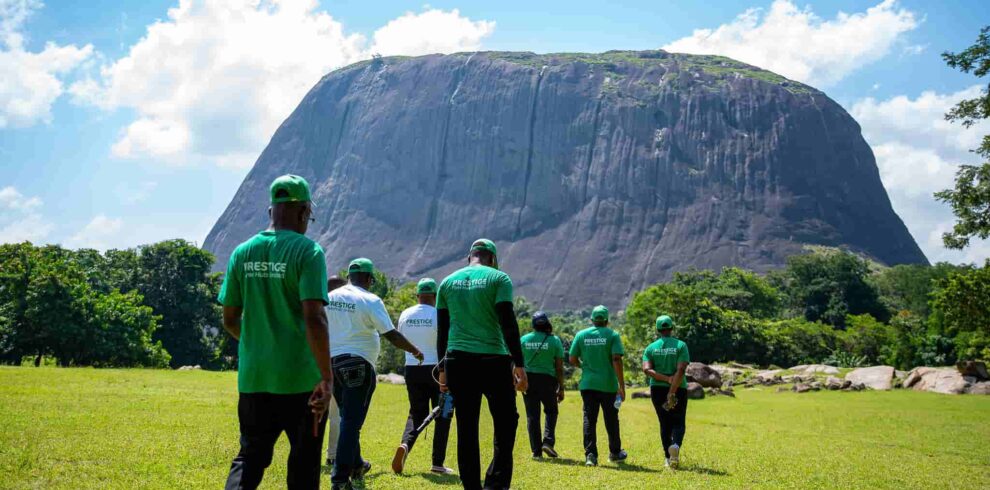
[222,306,242,340]
[302,299,333,413]
[495,301,527,392]
[642,359,672,383]
[668,361,688,401]
[612,354,626,401]
[555,357,565,401]
[437,307,449,392]
[383,330,424,363]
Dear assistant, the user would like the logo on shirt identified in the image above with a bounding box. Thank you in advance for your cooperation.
[524,342,551,350]
[584,338,607,346]
[448,278,489,289]
[406,319,433,327]
[656,347,678,356]
[244,261,287,279]
[327,301,357,312]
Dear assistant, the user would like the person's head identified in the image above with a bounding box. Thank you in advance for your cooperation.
[346,258,375,290]
[416,278,437,306]
[467,238,498,269]
[532,311,552,333]
[656,315,674,337]
[590,305,609,327]
[327,275,346,292]
[268,174,315,234]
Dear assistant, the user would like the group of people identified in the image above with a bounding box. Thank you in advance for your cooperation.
[218,175,692,490]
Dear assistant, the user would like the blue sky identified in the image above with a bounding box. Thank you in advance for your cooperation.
[1,0,988,263]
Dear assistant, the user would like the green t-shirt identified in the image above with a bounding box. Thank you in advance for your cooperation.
[218,230,329,394]
[521,331,564,377]
[437,265,513,355]
[643,337,690,388]
[569,326,625,393]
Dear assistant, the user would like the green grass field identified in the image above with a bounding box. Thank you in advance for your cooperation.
[1,367,988,489]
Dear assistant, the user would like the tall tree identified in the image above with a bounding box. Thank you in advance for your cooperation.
[937,26,990,249]
[779,250,890,328]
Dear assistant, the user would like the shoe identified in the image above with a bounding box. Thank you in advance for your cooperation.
[585,454,598,466]
[391,444,408,474]
[326,457,335,467]
[532,453,543,460]
[352,459,371,483]
[331,483,352,490]
[668,444,680,469]
[665,458,671,468]
[608,449,628,463]
[430,465,455,474]
[541,445,559,458]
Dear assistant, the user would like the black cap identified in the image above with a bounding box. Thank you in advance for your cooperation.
[532,311,550,327]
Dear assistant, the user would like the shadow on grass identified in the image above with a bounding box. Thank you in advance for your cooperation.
[537,457,664,474]
[420,471,461,485]
[673,464,729,476]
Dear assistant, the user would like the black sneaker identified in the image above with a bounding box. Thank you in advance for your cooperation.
[608,449,628,463]
[330,482,352,490]
[532,453,543,460]
[585,453,598,466]
[326,458,335,467]
[541,445,559,458]
[352,459,372,479]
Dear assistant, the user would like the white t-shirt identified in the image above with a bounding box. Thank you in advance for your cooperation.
[397,304,439,366]
[326,284,394,363]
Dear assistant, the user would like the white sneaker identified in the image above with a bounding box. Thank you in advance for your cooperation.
[431,465,455,475]
[664,458,671,468]
[668,444,680,469]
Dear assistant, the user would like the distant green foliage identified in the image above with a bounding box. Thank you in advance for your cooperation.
[777,250,890,327]
[822,349,868,369]
[872,263,962,317]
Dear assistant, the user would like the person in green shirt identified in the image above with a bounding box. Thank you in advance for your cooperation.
[642,315,690,469]
[218,174,333,490]
[568,305,627,466]
[520,311,565,459]
[436,238,527,490]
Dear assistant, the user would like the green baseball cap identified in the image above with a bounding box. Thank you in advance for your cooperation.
[348,258,374,274]
[656,315,674,330]
[591,305,609,323]
[270,174,313,204]
[416,278,437,295]
[470,238,499,269]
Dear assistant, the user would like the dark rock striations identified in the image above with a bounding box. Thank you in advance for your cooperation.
[205,50,926,309]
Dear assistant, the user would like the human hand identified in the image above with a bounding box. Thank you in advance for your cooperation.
[514,367,528,393]
[618,387,626,402]
[309,378,332,414]
[557,389,565,402]
[438,371,448,393]
[413,350,425,365]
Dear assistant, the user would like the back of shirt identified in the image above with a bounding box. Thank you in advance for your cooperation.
[398,304,439,365]
[643,337,690,388]
[569,326,625,393]
[521,332,564,377]
[218,230,329,394]
[327,284,394,364]
[437,264,513,356]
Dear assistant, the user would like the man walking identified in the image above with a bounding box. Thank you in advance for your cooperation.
[569,305,627,467]
[324,275,347,468]
[391,278,454,475]
[642,315,690,469]
[520,311,565,459]
[219,174,332,489]
[437,239,527,490]
[327,258,425,490]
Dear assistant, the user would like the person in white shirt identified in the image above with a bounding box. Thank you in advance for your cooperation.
[326,258,424,490]
[391,278,454,475]
[324,275,346,468]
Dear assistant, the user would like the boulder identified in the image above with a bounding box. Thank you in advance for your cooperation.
[686,382,705,399]
[178,365,201,371]
[710,364,746,380]
[793,383,811,393]
[810,381,823,391]
[631,391,651,399]
[967,381,990,395]
[825,376,843,390]
[905,367,970,395]
[686,362,722,388]
[377,373,406,385]
[755,370,783,385]
[956,361,989,381]
[845,366,895,390]
[789,364,840,375]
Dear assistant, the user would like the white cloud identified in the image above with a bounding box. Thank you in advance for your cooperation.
[851,86,990,265]
[370,8,494,56]
[662,0,918,87]
[71,1,494,168]
[67,214,124,250]
[0,185,52,243]
[0,0,93,128]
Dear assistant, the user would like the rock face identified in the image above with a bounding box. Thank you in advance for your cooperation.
[790,364,840,375]
[205,50,927,308]
[904,367,970,395]
[846,366,895,390]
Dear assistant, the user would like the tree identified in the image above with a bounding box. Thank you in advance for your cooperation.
[673,267,782,318]
[937,26,990,249]
[137,240,222,368]
[873,263,961,317]
[930,262,990,360]
[779,251,890,327]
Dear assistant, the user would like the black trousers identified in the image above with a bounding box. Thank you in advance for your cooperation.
[401,364,452,466]
[522,372,558,456]
[445,351,518,490]
[580,390,621,458]
[650,385,688,458]
[225,392,327,490]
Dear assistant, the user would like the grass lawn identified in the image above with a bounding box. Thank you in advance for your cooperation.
[1,367,988,489]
